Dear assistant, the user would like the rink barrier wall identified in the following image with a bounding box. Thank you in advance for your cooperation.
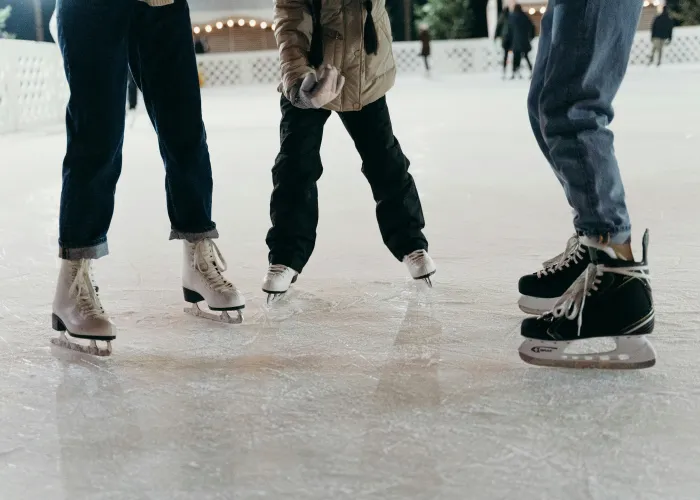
[1,26,700,134]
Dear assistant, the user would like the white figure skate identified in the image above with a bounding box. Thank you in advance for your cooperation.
[183,239,245,323]
[403,250,436,287]
[51,259,116,357]
[262,264,298,304]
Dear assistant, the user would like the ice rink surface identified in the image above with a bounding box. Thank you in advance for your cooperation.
[1,65,699,500]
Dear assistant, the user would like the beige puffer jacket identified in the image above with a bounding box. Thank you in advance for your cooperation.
[274,0,396,112]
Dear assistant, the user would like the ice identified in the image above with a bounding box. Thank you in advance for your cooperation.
[1,66,700,500]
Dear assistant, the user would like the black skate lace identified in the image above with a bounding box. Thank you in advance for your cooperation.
[194,240,234,293]
[537,236,585,278]
[69,260,106,320]
[546,262,651,337]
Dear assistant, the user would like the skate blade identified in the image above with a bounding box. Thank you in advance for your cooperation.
[184,303,243,324]
[518,335,656,370]
[414,271,435,288]
[50,332,112,357]
[266,292,286,306]
[517,295,558,316]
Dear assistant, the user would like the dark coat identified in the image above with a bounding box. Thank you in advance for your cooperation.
[651,12,674,40]
[419,30,431,57]
[508,10,535,53]
[496,10,511,50]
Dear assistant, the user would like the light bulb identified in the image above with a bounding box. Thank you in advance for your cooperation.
[227,19,234,27]
[249,19,257,27]
[528,7,536,15]
[539,6,546,14]
[216,21,223,29]
[205,25,212,33]
[193,26,201,34]
[238,19,245,26]
[260,22,268,29]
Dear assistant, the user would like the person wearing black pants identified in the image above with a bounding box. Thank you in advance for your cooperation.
[508,4,535,79]
[263,0,435,299]
[267,95,428,273]
[51,0,244,355]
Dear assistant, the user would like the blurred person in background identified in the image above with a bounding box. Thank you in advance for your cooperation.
[649,5,674,66]
[508,4,535,79]
[495,7,511,79]
[418,23,431,73]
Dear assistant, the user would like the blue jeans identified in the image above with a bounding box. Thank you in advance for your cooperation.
[56,0,217,259]
[528,0,643,244]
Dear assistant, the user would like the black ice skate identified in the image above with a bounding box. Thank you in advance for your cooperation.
[518,235,595,314]
[518,230,655,370]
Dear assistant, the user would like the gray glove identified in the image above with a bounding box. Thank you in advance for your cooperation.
[289,65,345,110]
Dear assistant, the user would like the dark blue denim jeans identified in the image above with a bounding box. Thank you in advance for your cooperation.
[56,0,217,259]
[528,0,643,244]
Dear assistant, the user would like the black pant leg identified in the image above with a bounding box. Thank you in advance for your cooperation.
[127,72,138,109]
[57,0,134,258]
[524,53,533,71]
[266,96,331,272]
[128,0,217,240]
[513,51,522,73]
[338,97,428,261]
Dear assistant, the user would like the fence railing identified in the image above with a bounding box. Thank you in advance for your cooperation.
[2,26,700,134]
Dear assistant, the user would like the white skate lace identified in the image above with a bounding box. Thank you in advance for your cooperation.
[195,240,234,293]
[547,262,651,337]
[267,264,291,276]
[69,260,106,320]
[406,250,426,267]
[537,235,585,277]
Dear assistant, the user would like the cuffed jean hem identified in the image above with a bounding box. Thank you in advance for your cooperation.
[59,241,109,260]
[577,227,632,245]
[169,228,219,242]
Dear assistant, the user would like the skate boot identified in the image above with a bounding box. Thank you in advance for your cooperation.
[518,235,595,314]
[403,249,436,287]
[51,259,116,356]
[262,264,298,304]
[183,239,245,323]
[518,230,655,370]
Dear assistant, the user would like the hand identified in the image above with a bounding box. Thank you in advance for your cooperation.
[289,65,345,109]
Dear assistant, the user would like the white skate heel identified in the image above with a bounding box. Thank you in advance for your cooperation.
[403,250,436,287]
[51,259,115,357]
[262,264,298,304]
[182,239,245,324]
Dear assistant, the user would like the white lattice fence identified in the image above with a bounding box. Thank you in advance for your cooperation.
[2,26,700,134]
[0,39,68,134]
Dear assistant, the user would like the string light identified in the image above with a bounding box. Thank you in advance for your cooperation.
[249,20,257,27]
[227,19,234,27]
[205,25,212,33]
[193,26,201,34]
[216,21,223,29]
[238,19,245,26]
[528,7,536,15]
[260,22,268,29]
[643,1,650,5]
[271,23,276,30]
[539,6,546,14]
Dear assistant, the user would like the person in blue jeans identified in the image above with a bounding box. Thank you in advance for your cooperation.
[515,0,657,369]
[51,0,245,356]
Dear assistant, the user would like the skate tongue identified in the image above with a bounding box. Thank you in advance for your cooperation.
[580,236,625,261]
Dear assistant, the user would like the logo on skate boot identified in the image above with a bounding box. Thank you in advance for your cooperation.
[531,346,557,353]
